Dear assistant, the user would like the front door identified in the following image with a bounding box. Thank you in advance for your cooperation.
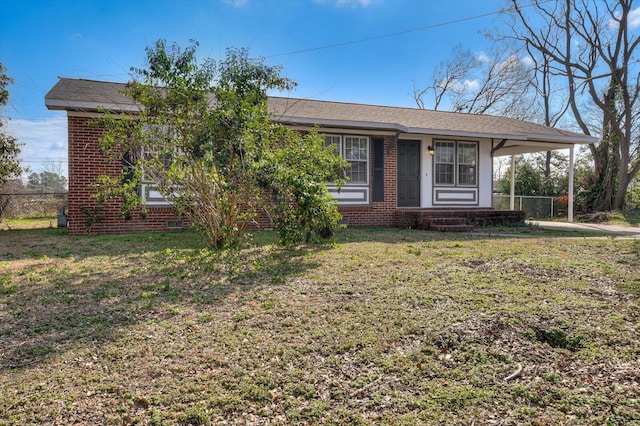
[397,140,421,207]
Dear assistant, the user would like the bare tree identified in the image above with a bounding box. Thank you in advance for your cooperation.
[413,44,477,110]
[503,0,640,211]
[414,43,536,119]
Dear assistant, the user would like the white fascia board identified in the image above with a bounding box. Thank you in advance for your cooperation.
[526,132,598,144]
[274,116,409,132]
[495,144,574,156]
[407,127,527,141]
[45,99,141,112]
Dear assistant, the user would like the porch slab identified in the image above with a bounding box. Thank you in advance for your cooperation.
[395,208,526,230]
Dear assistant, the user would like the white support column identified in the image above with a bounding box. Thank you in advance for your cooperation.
[568,146,575,223]
[510,155,516,210]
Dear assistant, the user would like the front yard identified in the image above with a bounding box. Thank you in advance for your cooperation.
[1,228,638,425]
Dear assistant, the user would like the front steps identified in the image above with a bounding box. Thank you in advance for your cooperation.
[422,217,474,232]
[394,208,525,232]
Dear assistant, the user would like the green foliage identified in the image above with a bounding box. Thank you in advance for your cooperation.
[624,176,640,213]
[0,62,23,189]
[26,171,68,193]
[78,204,105,232]
[257,128,348,245]
[97,40,342,248]
[496,153,568,197]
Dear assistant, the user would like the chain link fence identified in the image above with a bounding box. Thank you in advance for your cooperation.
[493,194,567,220]
[0,192,68,220]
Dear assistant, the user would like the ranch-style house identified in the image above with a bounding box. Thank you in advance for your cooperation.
[45,78,597,235]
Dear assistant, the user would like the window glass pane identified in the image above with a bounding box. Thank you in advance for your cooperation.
[435,142,454,163]
[457,142,477,185]
[458,143,476,164]
[323,135,341,155]
[342,136,368,183]
[435,164,454,185]
[434,141,477,186]
[458,164,476,185]
[347,160,367,183]
[345,137,368,160]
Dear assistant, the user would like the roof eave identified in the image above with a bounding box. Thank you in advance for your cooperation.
[45,98,141,113]
[525,132,599,145]
[274,116,409,132]
[275,116,596,146]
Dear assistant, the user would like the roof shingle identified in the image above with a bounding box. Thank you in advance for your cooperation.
[45,78,597,150]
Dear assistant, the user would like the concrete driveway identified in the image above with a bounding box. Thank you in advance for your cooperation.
[527,220,640,237]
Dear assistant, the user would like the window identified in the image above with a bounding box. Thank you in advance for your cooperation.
[323,135,341,155]
[344,136,368,184]
[457,142,477,186]
[434,140,477,186]
[323,135,369,184]
[434,141,455,185]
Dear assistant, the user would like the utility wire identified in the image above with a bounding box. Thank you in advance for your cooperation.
[266,0,555,59]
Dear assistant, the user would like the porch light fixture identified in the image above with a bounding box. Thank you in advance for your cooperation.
[427,145,435,156]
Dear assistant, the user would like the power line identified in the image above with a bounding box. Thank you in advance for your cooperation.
[20,160,68,163]
[265,0,555,59]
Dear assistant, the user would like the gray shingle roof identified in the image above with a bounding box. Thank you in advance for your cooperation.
[45,78,597,154]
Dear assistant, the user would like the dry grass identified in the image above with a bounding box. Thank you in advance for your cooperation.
[0,216,59,231]
[1,227,639,425]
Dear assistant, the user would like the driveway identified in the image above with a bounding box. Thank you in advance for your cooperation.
[527,220,640,237]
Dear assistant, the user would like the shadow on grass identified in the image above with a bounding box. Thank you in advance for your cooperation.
[0,229,328,370]
[2,225,593,370]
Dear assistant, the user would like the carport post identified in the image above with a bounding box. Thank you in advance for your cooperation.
[509,155,516,210]
[568,146,574,223]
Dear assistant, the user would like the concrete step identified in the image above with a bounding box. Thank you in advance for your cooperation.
[421,217,468,229]
[430,224,474,232]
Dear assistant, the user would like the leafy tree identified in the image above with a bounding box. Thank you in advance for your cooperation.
[0,62,23,222]
[257,127,346,244]
[27,171,67,193]
[0,63,22,191]
[497,152,569,197]
[625,175,640,212]
[97,40,347,247]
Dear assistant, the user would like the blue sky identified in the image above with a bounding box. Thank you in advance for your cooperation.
[0,0,511,177]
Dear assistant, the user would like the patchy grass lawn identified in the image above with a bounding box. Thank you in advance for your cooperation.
[0,216,58,231]
[0,228,638,425]
[608,211,640,227]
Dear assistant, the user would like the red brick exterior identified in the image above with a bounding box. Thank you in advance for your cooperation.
[67,115,188,235]
[67,118,401,234]
[339,136,397,226]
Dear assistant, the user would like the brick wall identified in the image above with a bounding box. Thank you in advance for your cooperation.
[339,136,397,226]
[67,116,400,234]
[67,115,189,235]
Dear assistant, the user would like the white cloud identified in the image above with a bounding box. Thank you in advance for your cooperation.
[477,53,491,64]
[223,0,248,6]
[314,0,372,7]
[441,78,480,92]
[629,7,640,29]
[2,116,68,176]
[520,55,535,67]
[609,6,640,29]
[460,79,480,91]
